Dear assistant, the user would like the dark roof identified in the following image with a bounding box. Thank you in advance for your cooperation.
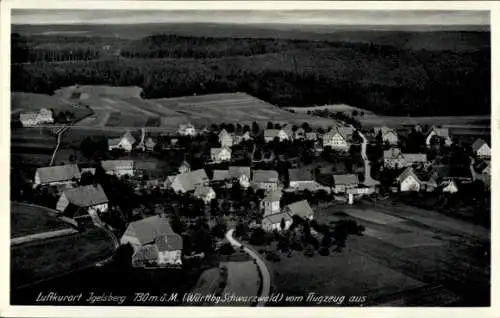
[155,235,183,252]
[174,169,209,192]
[284,200,314,219]
[36,164,81,184]
[252,170,279,183]
[61,184,108,207]
[472,138,488,152]
[101,160,134,172]
[333,174,359,185]
[123,216,180,247]
[263,212,292,225]
[228,166,251,179]
[288,168,314,182]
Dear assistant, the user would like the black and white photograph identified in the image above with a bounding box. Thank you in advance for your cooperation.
[3,1,496,314]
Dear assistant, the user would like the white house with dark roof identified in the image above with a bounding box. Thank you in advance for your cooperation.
[262,212,292,232]
[101,160,135,177]
[178,123,196,136]
[210,147,232,163]
[170,169,209,193]
[264,129,290,143]
[472,138,491,158]
[108,131,136,152]
[397,167,422,192]
[19,108,54,127]
[288,168,317,190]
[426,127,452,146]
[374,126,398,145]
[332,174,359,193]
[251,170,279,190]
[383,148,427,169]
[218,130,234,148]
[34,164,81,187]
[322,128,350,151]
[56,184,109,222]
[121,215,183,267]
[260,191,282,216]
[283,200,314,220]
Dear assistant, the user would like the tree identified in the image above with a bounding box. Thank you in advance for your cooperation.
[219,242,235,255]
[267,122,274,129]
[280,217,286,231]
[352,110,359,117]
[252,122,260,134]
[249,228,267,246]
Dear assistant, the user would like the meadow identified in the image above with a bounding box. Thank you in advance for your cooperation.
[11,202,73,238]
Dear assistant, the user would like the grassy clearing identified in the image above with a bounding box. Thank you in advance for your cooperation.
[11,227,116,288]
[221,261,260,306]
[11,203,72,238]
[105,112,148,127]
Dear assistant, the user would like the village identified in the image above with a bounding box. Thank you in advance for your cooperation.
[13,94,491,271]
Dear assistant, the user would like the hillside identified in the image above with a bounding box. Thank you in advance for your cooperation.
[10,28,490,116]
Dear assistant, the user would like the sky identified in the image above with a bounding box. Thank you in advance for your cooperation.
[11,10,490,26]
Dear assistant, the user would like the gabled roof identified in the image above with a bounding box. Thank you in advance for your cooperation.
[428,127,450,138]
[262,190,282,202]
[472,138,488,152]
[19,112,39,121]
[121,131,136,144]
[145,137,156,147]
[288,168,314,182]
[101,160,134,172]
[228,166,251,179]
[337,126,354,138]
[155,235,183,252]
[173,169,209,192]
[284,200,314,219]
[403,153,427,163]
[475,160,491,173]
[333,174,359,185]
[123,215,180,246]
[383,148,403,159]
[262,212,292,225]
[397,167,421,183]
[252,170,279,183]
[61,184,108,208]
[305,132,318,139]
[218,129,230,139]
[179,161,190,168]
[194,186,215,197]
[211,147,232,157]
[374,126,393,135]
[212,170,229,181]
[36,164,81,184]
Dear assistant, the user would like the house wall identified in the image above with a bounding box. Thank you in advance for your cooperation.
[239,175,250,188]
[220,135,233,148]
[262,220,292,232]
[383,133,398,145]
[56,194,70,212]
[158,250,182,266]
[477,145,491,157]
[333,183,356,193]
[212,150,231,162]
[120,235,142,252]
[253,181,278,190]
[323,134,349,150]
[261,200,280,215]
[443,182,458,193]
[400,176,420,192]
[88,203,109,214]
[290,181,316,188]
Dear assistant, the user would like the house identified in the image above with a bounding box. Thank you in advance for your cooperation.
[228,166,251,188]
[19,112,39,127]
[101,160,135,177]
[383,148,406,169]
[294,128,306,140]
[441,180,459,193]
[56,184,109,223]
[471,139,491,158]
[178,161,191,174]
[163,175,176,189]
[108,131,136,152]
[211,170,229,183]
[433,164,473,183]
[475,160,491,175]
[374,126,398,145]
[283,200,314,220]
[193,186,216,204]
[332,174,359,193]
[288,168,317,190]
[264,129,289,142]
[145,137,156,151]
[121,215,183,268]
[19,108,54,127]
[210,147,232,163]
[262,212,293,232]
[305,132,318,141]
[322,128,350,151]
[170,169,209,193]
[218,130,233,148]
[396,167,423,192]
[80,167,96,175]
[251,170,279,190]
[260,191,282,216]
[426,127,452,146]
[178,123,196,136]
[234,131,253,145]
[34,164,81,187]
[403,153,428,167]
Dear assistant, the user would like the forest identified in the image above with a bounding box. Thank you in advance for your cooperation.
[11,33,491,116]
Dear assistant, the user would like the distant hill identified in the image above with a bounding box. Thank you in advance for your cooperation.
[12,23,490,52]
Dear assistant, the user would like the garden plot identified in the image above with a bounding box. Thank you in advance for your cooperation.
[344,208,405,225]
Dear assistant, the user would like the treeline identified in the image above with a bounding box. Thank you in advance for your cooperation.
[11,34,491,116]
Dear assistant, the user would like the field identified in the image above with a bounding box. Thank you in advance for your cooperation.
[267,200,490,306]
[11,128,57,167]
[11,202,73,238]
[11,92,94,122]
[286,104,377,117]
[11,227,116,289]
[220,261,261,306]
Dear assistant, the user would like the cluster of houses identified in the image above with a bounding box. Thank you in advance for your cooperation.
[19,108,54,127]
[28,120,491,269]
